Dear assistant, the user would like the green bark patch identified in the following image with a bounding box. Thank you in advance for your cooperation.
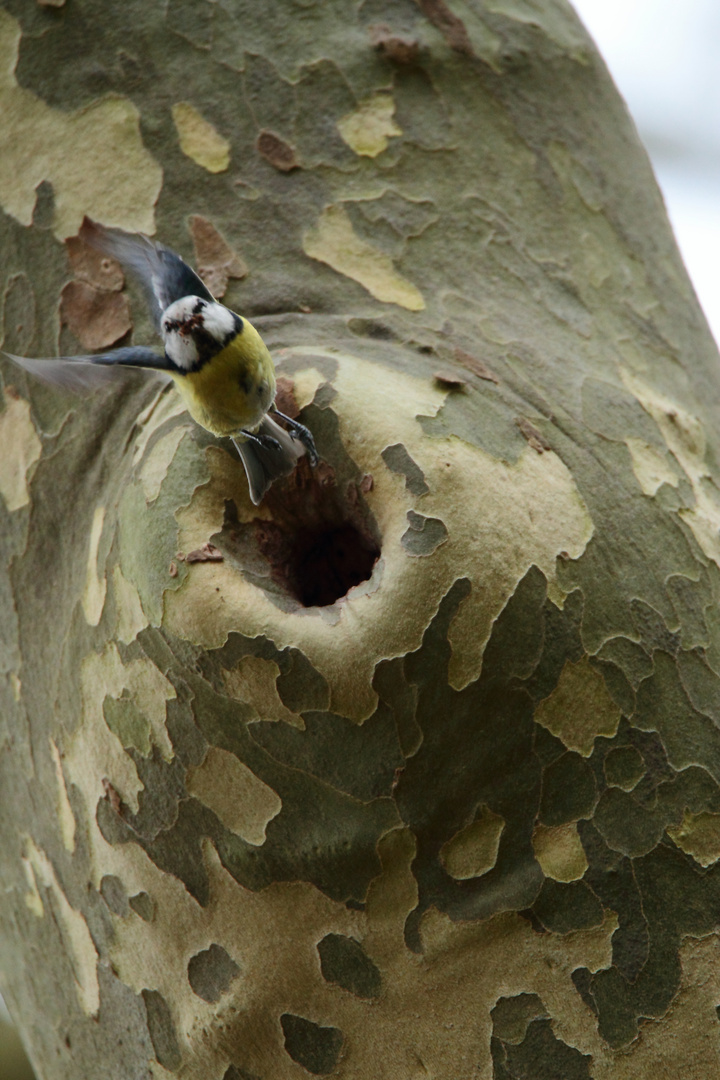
[400,510,448,555]
[381,442,430,495]
[317,933,382,999]
[187,944,240,1003]
[142,989,181,1072]
[280,1013,344,1075]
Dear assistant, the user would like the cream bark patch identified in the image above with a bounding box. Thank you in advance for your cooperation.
[164,349,593,719]
[337,93,402,157]
[50,739,76,853]
[139,427,190,503]
[625,437,681,496]
[112,565,149,645]
[82,506,107,626]
[0,10,161,237]
[24,838,99,1016]
[532,822,588,882]
[171,102,231,173]
[622,370,720,566]
[63,644,176,822]
[0,389,42,512]
[222,656,304,728]
[303,205,425,311]
[668,810,720,868]
[535,656,620,756]
[440,807,505,880]
[186,748,282,846]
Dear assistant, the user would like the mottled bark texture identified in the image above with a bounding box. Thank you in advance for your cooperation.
[1,1,720,1078]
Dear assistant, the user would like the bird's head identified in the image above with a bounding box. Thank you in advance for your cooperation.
[161,296,243,371]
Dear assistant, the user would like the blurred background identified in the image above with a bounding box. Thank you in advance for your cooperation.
[1,2,719,1077]
[573,0,720,344]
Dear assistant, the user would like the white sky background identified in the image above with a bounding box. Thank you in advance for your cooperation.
[572,0,720,345]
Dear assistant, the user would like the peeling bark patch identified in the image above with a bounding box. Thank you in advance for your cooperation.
[415,0,474,56]
[369,24,420,64]
[142,989,181,1071]
[381,443,429,495]
[256,129,299,171]
[303,205,425,311]
[401,510,448,556]
[535,657,620,756]
[187,943,240,1002]
[172,102,230,173]
[0,10,161,236]
[189,215,248,298]
[337,94,401,157]
[515,416,551,453]
[434,369,466,389]
[317,933,382,999]
[0,388,42,511]
[66,236,124,291]
[185,542,223,563]
[453,348,500,383]
[280,1013,343,1075]
[60,279,131,351]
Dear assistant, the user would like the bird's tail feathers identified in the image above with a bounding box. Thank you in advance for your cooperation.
[232,415,305,505]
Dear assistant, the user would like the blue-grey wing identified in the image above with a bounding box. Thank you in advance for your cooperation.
[4,347,172,393]
[79,218,215,331]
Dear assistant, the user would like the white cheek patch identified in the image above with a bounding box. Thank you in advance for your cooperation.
[165,330,199,370]
[202,302,238,342]
[160,296,238,371]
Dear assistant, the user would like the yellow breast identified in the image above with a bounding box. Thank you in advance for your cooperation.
[170,321,276,438]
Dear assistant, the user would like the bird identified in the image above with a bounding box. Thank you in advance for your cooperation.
[5,218,318,504]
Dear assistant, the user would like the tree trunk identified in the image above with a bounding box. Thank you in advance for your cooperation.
[2,1,720,1077]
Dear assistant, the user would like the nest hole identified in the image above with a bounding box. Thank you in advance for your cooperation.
[215,458,381,609]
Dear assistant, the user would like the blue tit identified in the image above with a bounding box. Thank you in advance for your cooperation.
[5,219,318,505]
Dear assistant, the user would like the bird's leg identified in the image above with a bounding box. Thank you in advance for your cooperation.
[234,430,282,452]
[270,407,319,466]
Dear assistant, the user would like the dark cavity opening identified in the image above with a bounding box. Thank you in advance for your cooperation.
[213,457,381,610]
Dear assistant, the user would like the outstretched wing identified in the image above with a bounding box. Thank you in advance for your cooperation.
[79,218,215,331]
[4,347,171,393]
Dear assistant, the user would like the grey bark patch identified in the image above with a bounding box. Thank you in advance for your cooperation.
[129,891,155,922]
[187,943,240,1003]
[224,1066,261,1080]
[99,874,129,917]
[381,443,429,495]
[317,933,382,999]
[280,1013,343,1075]
[142,989,181,1072]
[401,510,448,556]
[491,993,548,1044]
[103,693,151,755]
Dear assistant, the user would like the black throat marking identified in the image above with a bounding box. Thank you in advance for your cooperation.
[165,305,244,374]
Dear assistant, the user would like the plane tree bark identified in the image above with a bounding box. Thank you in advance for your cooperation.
[2,1,720,1078]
